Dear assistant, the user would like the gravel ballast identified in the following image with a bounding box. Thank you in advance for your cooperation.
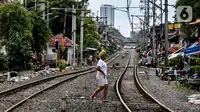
[11,51,128,112]
[138,66,200,112]
[121,50,162,112]
[0,52,120,93]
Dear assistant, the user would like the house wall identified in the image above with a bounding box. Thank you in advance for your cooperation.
[47,46,73,66]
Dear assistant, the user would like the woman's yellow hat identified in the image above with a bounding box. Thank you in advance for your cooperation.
[98,50,106,58]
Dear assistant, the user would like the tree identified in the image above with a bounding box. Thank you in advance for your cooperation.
[46,0,101,50]
[0,53,8,71]
[82,18,101,49]
[0,3,33,40]
[0,3,33,71]
[30,11,52,56]
[28,0,101,50]
[6,31,33,71]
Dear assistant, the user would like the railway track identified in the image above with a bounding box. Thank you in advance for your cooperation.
[115,49,174,112]
[0,51,123,112]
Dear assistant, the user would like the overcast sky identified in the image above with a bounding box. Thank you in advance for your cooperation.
[88,0,177,37]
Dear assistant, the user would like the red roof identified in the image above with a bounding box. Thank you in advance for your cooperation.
[49,34,72,47]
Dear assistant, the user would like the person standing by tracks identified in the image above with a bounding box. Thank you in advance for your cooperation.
[90,50,108,102]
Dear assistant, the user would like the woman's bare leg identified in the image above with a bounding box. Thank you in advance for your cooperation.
[103,84,108,101]
[91,86,104,100]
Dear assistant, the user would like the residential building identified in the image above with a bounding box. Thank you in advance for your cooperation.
[48,33,73,65]
[100,4,114,26]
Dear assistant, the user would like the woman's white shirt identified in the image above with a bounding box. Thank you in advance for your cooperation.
[96,59,107,79]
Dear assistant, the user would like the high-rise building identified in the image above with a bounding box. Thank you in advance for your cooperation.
[100,4,114,26]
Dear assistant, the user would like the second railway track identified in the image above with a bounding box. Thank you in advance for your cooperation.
[115,49,174,112]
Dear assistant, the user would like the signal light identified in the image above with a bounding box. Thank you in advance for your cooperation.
[55,41,58,50]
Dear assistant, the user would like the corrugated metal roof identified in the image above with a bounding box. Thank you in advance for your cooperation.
[49,33,72,47]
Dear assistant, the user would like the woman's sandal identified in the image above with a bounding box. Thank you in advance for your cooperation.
[102,100,108,103]
[90,96,94,102]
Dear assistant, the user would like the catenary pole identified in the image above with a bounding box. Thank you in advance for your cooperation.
[152,0,156,65]
[80,8,84,66]
[164,0,168,65]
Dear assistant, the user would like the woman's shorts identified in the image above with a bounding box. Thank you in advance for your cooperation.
[96,78,108,86]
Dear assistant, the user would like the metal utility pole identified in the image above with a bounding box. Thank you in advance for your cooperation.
[25,0,27,9]
[40,0,45,20]
[152,0,156,65]
[46,1,49,61]
[47,1,49,27]
[160,0,163,37]
[63,9,67,36]
[144,0,147,51]
[164,0,168,65]
[131,15,134,39]
[80,8,84,66]
[71,6,74,66]
[35,0,37,10]
[72,5,77,66]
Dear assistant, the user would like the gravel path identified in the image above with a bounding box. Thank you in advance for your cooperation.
[11,50,128,112]
[138,66,200,112]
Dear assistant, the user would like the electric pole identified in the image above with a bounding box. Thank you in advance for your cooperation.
[47,1,49,27]
[152,0,156,65]
[164,0,168,65]
[144,0,148,51]
[25,0,27,9]
[72,5,77,67]
[35,0,37,10]
[80,8,84,66]
[40,0,45,20]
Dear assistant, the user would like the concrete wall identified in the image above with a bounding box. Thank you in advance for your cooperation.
[47,46,73,65]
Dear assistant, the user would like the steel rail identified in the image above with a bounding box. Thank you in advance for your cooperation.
[115,51,173,112]
[134,66,174,112]
[4,70,93,112]
[115,54,132,112]
[4,51,124,112]
[0,51,121,97]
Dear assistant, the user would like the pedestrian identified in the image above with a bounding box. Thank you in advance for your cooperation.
[90,49,108,102]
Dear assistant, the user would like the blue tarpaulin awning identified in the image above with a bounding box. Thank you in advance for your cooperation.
[183,45,200,55]
[188,42,198,49]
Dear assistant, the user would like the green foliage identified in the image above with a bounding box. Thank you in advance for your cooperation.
[0,3,33,71]
[58,62,66,70]
[36,0,101,50]
[30,11,52,54]
[0,3,53,71]
[0,3,33,40]
[197,58,200,65]
[107,43,117,55]
[176,0,200,37]
[168,56,181,67]
[82,18,101,49]
[172,84,192,92]
[0,53,8,71]
[6,32,33,71]
[190,66,200,72]
[190,57,200,66]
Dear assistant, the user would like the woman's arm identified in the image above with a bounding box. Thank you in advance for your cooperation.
[96,66,106,78]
